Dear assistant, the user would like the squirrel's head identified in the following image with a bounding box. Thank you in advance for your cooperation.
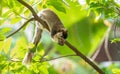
[52,28,67,45]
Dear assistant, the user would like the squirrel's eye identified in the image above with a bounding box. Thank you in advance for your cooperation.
[62,31,67,39]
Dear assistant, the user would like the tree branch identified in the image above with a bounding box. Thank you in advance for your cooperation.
[64,40,105,74]
[40,54,77,62]
[17,0,50,31]
[6,18,34,38]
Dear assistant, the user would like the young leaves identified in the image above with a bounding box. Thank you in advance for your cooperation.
[46,0,66,13]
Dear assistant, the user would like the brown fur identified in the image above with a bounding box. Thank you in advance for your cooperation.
[38,9,67,45]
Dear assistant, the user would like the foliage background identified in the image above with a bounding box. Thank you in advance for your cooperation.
[0,0,120,74]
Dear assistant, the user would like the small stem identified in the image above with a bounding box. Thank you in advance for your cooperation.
[40,54,77,62]
[6,18,34,38]
[65,40,105,74]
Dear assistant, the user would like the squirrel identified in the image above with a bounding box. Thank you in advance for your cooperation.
[22,9,67,66]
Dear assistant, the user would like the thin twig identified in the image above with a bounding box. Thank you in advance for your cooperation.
[6,18,35,38]
[64,40,105,74]
[40,54,77,62]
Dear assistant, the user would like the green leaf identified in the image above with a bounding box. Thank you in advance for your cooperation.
[0,34,6,41]
[2,38,12,54]
[6,0,14,8]
[48,66,58,74]
[0,27,12,34]
[86,0,90,4]
[90,2,102,8]
[0,64,7,71]
[10,17,22,24]
[29,62,49,74]
[112,68,120,74]
[0,27,11,40]
[111,38,120,43]
[0,5,2,16]
[24,9,31,17]
[37,43,44,52]
[115,18,120,27]
[10,37,27,58]
[2,9,12,18]
[47,0,66,13]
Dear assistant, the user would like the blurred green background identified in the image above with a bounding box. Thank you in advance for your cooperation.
[0,0,120,74]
